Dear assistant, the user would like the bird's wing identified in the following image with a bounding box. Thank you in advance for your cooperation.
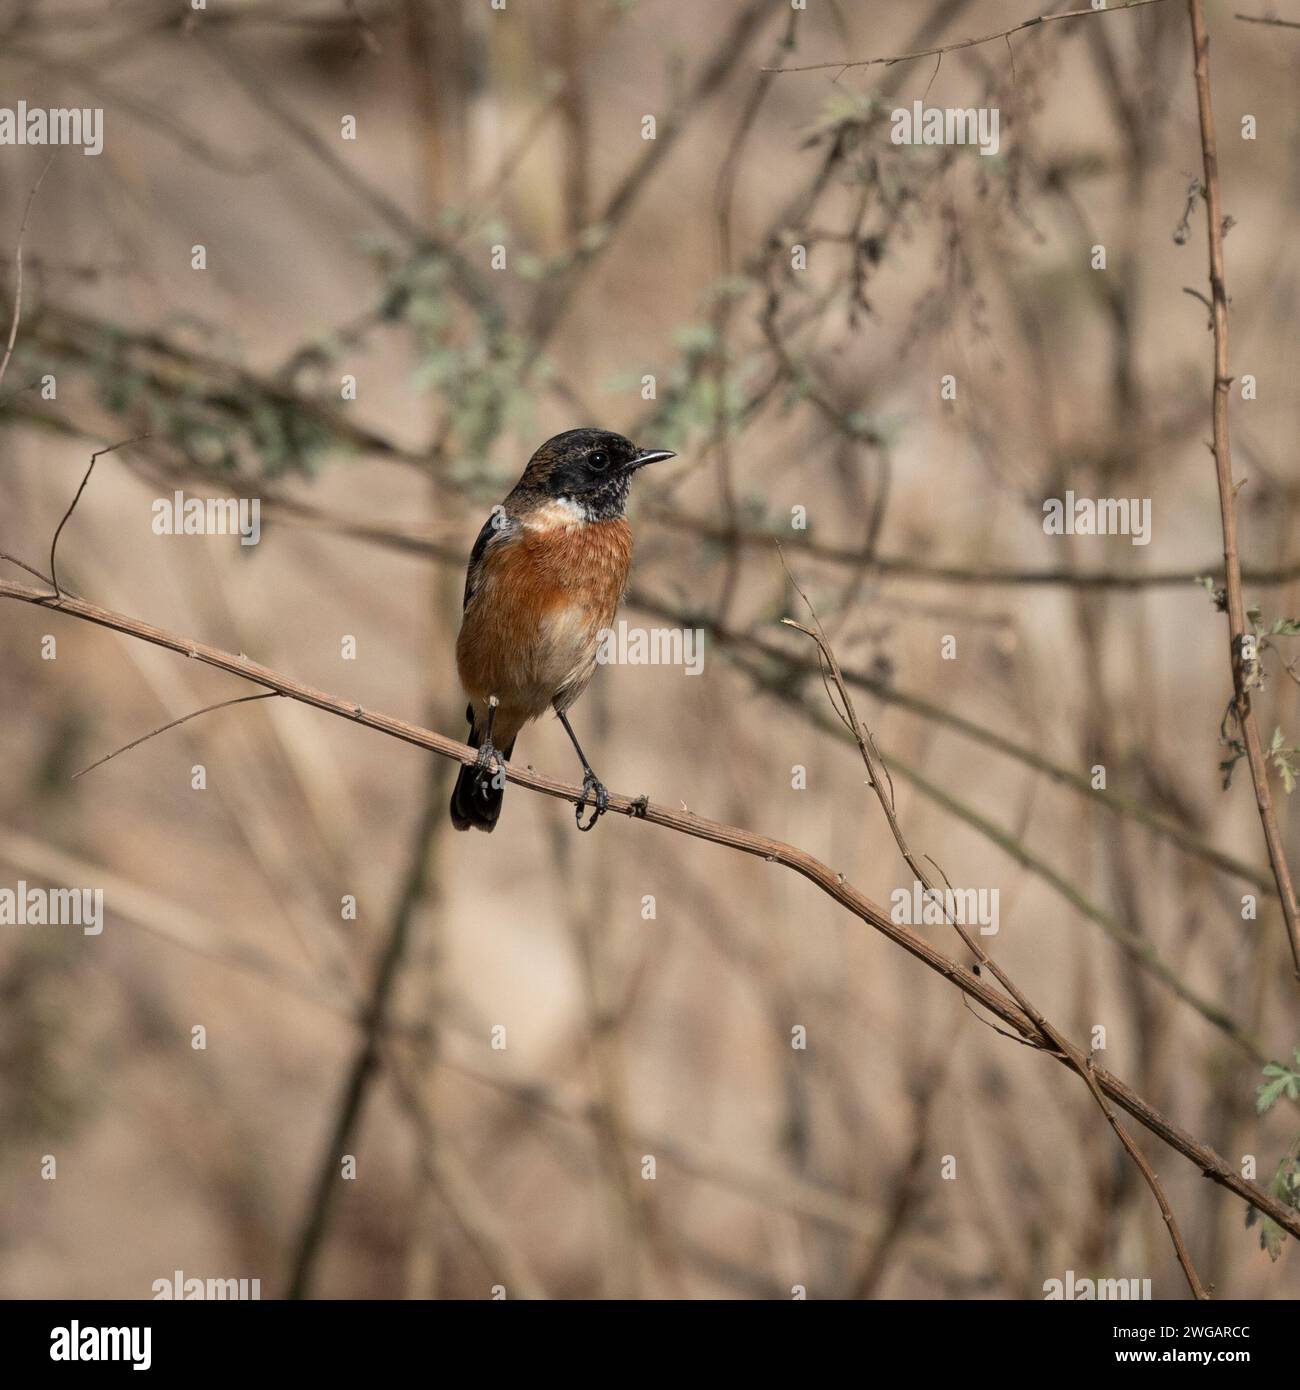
[462,509,517,610]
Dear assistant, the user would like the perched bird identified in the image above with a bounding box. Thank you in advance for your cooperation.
[450,428,675,833]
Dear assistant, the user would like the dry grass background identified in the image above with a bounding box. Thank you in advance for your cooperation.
[1,0,1298,1299]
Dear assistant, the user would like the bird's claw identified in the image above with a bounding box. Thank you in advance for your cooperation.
[473,741,503,789]
[575,771,608,831]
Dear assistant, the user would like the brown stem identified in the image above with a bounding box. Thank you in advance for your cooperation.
[3,574,1298,1252]
[780,564,1208,1299]
[764,0,1172,74]
[1187,0,1300,984]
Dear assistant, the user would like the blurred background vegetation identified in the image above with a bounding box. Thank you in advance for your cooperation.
[1,0,1298,1298]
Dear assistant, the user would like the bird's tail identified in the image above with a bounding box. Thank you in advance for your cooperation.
[450,712,515,832]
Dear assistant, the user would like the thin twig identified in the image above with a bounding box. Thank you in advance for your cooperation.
[778,552,1209,1299]
[53,468,1275,898]
[0,153,54,393]
[649,510,1300,587]
[212,496,1287,895]
[630,588,1277,893]
[1234,11,1300,28]
[47,434,150,599]
[2,573,1296,1249]
[0,549,68,591]
[72,692,280,779]
[729,639,1269,1061]
[1187,0,1300,984]
[763,0,1172,74]
[74,469,1277,896]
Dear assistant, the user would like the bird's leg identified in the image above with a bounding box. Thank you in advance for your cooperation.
[475,696,501,778]
[556,709,608,831]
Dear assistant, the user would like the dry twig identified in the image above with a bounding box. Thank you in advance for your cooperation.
[1187,0,1300,983]
[763,0,1172,75]
[2,574,1297,1251]
[779,555,1208,1298]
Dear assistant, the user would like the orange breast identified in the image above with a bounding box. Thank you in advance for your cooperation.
[456,516,632,734]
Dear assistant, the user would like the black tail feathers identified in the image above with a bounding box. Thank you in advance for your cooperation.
[450,716,515,833]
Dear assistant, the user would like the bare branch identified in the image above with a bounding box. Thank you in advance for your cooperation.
[650,510,1300,587]
[1234,10,1300,28]
[1187,0,1300,983]
[0,154,54,394]
[779,556,1208,1298]
[763,0,1173,75]
[47,434,150,600]
[72,692,280,780]
[2,572,1297,1246]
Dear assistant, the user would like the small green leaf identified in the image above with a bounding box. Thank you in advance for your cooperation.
[1257,1075,1291,1113]
[1261,1215,1286,1261]
[1255,1058,1300,1112]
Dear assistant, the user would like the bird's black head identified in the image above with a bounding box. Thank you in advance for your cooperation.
[514,428,674,521]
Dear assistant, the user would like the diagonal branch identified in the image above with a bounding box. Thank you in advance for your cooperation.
[724,639,1269,1063]
[2,573,1298,1249]
[780,563,1207,1299]
[1234,11,1300,28]
[763,0,1172,75]
[211,496,1284,897]
[72,692,280,780]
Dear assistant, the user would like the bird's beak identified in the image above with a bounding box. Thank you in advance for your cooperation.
[630,447,675,470]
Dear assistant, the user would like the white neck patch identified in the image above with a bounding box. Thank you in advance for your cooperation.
[524,497,589,529]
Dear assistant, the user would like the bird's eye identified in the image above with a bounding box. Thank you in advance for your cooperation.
[588,450,609,470]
